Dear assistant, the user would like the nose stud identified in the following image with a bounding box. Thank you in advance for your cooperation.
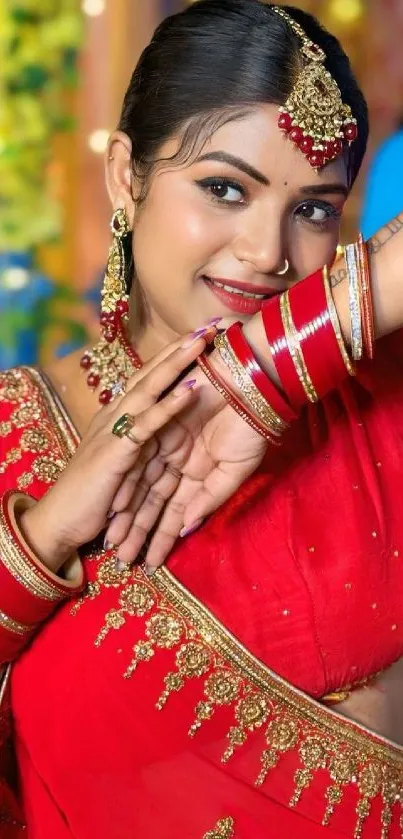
[275,259,289,276]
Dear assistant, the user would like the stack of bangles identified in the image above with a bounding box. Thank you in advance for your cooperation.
[0,492,85,664]
[197,238,375,444]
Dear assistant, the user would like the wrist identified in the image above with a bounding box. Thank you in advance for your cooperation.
[18,502,79,577]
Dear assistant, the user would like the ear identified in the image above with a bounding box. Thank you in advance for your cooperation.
[105,131,136,228]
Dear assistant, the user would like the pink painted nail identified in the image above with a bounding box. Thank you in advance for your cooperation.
[206,316,222,326]
[179,519,204,538]
[173,379,197,397]
[182,327,208,348]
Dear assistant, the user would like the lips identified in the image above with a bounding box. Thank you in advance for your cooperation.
[202,275,278,315]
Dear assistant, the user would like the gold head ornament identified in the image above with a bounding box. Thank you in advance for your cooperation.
[272,7,358,170]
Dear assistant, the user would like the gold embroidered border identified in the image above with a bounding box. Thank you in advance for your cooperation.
[25,365,403,838]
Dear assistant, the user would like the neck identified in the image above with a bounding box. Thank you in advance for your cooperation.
[128,314,181,364]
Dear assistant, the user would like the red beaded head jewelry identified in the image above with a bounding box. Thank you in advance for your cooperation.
[80,208,142,404]
[272,6,358,171]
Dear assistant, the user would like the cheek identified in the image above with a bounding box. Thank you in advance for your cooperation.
[290,223,341,279]
[137,180,228,262]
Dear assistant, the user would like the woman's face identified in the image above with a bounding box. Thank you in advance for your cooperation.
[127,104,349,339]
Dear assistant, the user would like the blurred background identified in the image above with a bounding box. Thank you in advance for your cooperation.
[1,0,403,368]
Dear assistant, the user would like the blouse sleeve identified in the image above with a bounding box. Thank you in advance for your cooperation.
[0,368,84,665]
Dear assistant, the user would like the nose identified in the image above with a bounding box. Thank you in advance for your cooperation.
[232,207,287,276]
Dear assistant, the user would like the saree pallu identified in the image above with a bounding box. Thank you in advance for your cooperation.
[1,346,403,838]
[10,555,403,839]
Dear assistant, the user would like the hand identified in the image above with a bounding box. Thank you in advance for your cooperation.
[104,351,268,572]
[18,328,216,575]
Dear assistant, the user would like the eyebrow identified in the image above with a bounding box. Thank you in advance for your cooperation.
[195,150,348,197]
[299,183,348,198]
[195,151,269,186]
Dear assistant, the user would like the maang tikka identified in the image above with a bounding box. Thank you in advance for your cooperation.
[272,6,358,170]
[80,208,142,404]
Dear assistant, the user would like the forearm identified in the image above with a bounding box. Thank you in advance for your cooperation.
[243,213,403,378]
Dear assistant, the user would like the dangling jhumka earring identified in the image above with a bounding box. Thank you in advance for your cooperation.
[272,7,358,171]
[80,208,142,405]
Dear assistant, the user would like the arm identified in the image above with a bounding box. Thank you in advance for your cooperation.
[242,213,403,375]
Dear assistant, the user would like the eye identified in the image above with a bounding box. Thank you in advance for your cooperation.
[294,200,341,228]
[196,177,246,205]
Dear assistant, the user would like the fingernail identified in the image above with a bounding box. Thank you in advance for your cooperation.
[116,559,127,572]
[106,510,115,520]
[206,316,222,326]
[173,378,196,397]
[182,327,208,348]
[104,539,117,552]
[144,565,157,577]
[179,519,203,538]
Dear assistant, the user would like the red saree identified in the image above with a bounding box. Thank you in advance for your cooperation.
[1,333,403,838]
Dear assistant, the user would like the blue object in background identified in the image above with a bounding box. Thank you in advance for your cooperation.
[0,250,88,369]
[360,129,403,239]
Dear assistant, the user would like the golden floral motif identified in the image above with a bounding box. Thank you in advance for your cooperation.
[10,402,41,427]
[256,713,299,787]
[0,371,27,402]
[97,555,131,588]
[222,693,270,763]
[189,669,241,737]
[156,641,211,710]
[290,736,328,808]
[322,751,357,826]
[32,455,65,482]
[202,816,235,839]
[17,473,34,490]
[20,428,49,452]
[95,580,155,646]
[0,422,12,437]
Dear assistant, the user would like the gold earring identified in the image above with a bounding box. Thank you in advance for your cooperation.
[100,208,131,331]
[80,207,141,406]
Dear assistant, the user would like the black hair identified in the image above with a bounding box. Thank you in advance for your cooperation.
[118,0,368,196]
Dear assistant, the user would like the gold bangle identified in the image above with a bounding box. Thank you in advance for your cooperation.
[0,607,33,637]
[213,333,288,436]
[280,291,318,403]
[323,266,355,376]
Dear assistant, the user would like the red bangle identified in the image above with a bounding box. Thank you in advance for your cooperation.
[288,269,349,398]
[261,295,307,410]
[0,492,85,628]
[225,322,297,423]
[357,234,374,360]
[197,353,281,445]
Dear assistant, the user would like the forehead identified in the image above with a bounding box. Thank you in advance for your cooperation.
[199,104,349,188]
[160,103,348,191]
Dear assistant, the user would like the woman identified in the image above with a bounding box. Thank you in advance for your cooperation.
[2,2,403,837]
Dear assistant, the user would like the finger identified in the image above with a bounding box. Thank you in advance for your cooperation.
[109,438,159,513]
[140,477,201,572]
[115,469,186,565]
[105,456,168,546]
[180,457,263,529]
[120,324,219,411]
[124,319,221,391]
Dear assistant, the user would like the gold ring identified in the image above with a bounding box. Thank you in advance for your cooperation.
[124,426,143,447]
[112,413,135,438]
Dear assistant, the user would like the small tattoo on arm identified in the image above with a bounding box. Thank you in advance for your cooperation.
[368,213,403,255]
[329,267,347,289]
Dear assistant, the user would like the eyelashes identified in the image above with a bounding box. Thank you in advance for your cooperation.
[195,176,342,230]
